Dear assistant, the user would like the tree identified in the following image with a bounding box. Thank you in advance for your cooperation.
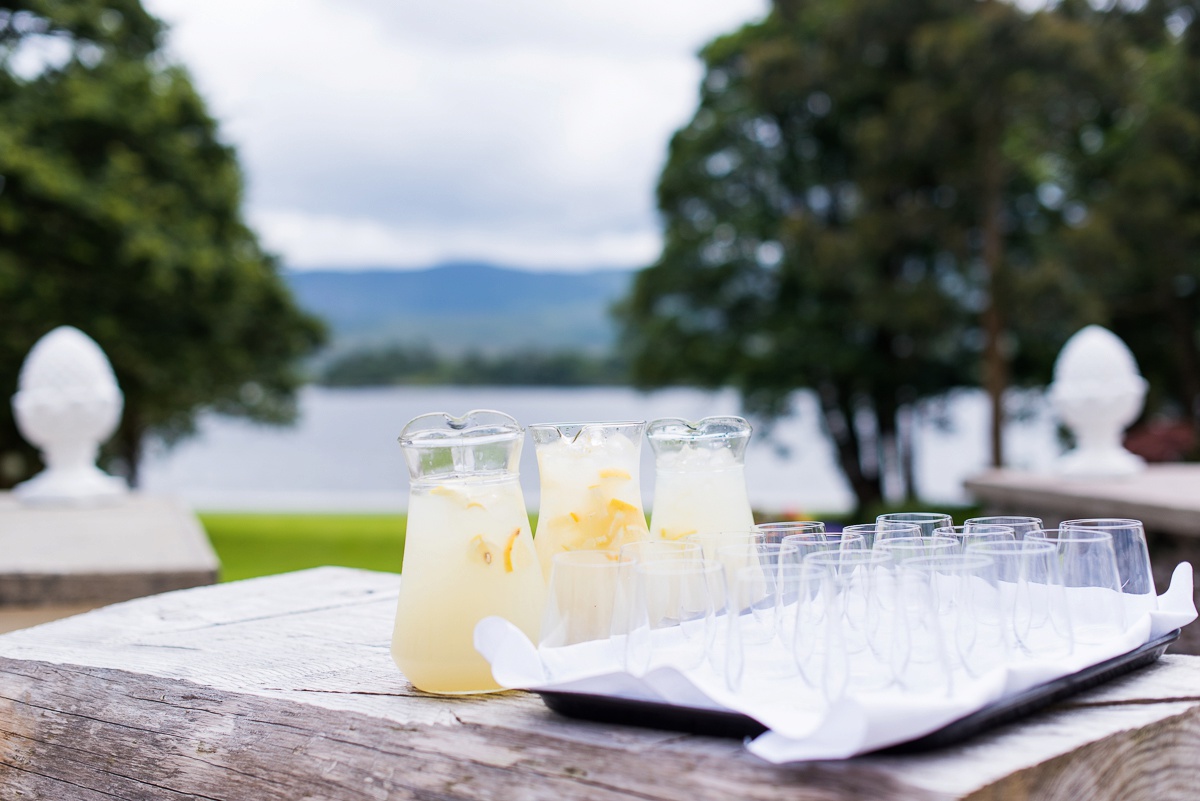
[0,0,325,486]
[619,0,1123,512]
[1064,1,1200,442]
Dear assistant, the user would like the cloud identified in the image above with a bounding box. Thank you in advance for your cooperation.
[145,0,767,270]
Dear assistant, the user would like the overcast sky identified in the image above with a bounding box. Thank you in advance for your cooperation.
[142,0,767,271]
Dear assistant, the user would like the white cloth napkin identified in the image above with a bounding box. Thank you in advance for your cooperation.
[475,561,1197,762]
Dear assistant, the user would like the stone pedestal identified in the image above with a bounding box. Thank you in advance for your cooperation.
[0,492,219,632]
[964,464,1200,537]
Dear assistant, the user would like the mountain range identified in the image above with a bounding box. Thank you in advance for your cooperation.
[284,262,637,356]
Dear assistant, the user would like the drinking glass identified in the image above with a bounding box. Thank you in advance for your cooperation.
[613,540,703,637]
[846,522,917,550]
[625,558,727,675]
[1027,528,1125,644]
[753,520,826,544]
[780,531,865,566]
[807,550,897,693]
[874,536,956,565]
[1059,518,1156,619]
[932,524,1015,554]
[965,515,1044,538]
[900,553,1007,678]
[965,539,1073,659]
[876,512,953,538]
[684,529,761,562]
[540,551,622,649]
[716,543,788,643]
[892,563,955,695]
[726,562,824,692]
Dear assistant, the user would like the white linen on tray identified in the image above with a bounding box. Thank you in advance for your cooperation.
[475,561,1197,763]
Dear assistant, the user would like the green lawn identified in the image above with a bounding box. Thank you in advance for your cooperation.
[199,513,409,582]
[200,505,979,583]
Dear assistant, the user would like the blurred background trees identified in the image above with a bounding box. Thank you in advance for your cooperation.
[621,0,1200,513]
[0,0,324,487]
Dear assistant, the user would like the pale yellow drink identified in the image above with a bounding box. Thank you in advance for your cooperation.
[532,422,650,579]
[647,417,755,543]
[649,445,755,542]
[392,477,545,694]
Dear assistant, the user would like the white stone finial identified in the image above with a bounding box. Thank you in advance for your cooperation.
[1047,324,1147,477]
[11,326,127,504]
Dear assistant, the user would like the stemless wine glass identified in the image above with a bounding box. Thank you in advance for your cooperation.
[540,551,622,649]
[846,522,918,550]
[625,558,727,675]
[613,540,704,637]
[874,536,957,565]
[725,562,824,692]
[965,539,1073,659]
[965,515,1044,538]
[718,543,787,645]
[900,553,1006,678]
[807,550,897,693]
[1027,528,1125,644]
[877,512,953,538]
[781,531,865,567]
[1060,518,1156,619]
[932,524,1015,554]
[684,529,762,562]
[753,520,826,545]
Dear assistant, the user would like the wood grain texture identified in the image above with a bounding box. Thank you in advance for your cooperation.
[0,566,1196,801]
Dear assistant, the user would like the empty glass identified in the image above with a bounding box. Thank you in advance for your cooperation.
[877,512,953,538]
[965,515,1044,538]
[1060,518,1156,619]
[684,529,762,562]
[753,520,826,544]
[625,558,727,675]
[965,540,1073,659]
[781,531,866,566]
[613,540,703,637]
[846,522,917,550]
[540,550,622,649]
[726,562,824,692]
[1027,528,1125,644]
[807,550,897,694]
[900,553,1007,678]
[874,536,957,565]
[932,524,1015,554]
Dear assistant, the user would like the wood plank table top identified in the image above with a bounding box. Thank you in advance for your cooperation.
[1,567,1198,800]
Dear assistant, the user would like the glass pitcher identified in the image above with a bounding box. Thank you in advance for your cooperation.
[391,410,545,695]
[530,421,650,579]
[647,416,755,541]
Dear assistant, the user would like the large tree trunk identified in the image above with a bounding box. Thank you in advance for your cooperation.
[898,403,917,502]
[1164,287,1200,434]
[979,120,1009,469]
[115,404,143,489]
[816,381,883,514]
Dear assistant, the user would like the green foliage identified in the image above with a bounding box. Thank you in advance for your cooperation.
[620,0,1198,512]
[318,345,628,387]
[0,1,325,485]
[200,513,407,582]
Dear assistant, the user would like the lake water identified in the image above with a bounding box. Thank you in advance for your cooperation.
[139,385,1062,514]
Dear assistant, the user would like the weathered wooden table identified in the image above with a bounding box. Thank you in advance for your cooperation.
[1,567,1198,800]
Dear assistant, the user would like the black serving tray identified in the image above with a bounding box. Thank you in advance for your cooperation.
[537,629,1180,753]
